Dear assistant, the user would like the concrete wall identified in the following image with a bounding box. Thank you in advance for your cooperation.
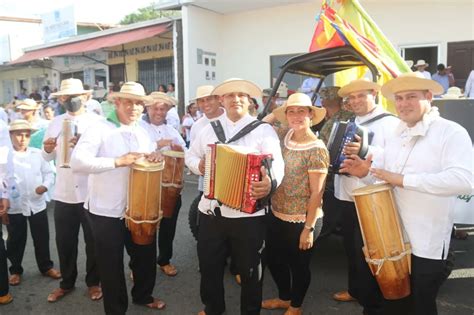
[0,67,53,104]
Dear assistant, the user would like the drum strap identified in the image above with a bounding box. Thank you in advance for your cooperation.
[364,245,412,276]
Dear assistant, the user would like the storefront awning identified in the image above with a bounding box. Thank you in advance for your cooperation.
[10,23,171,65]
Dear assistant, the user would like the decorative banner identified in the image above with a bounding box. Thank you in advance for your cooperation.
[309,0,411,113]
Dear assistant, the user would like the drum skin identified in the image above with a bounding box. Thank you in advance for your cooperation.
[352,183,411,300]
[161,150,185,218]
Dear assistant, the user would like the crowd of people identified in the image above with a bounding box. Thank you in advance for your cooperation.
[0,71,472,315]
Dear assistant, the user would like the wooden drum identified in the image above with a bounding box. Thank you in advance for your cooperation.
[161,150,185,218]
[126,158,164,245]
[352,183,411,300]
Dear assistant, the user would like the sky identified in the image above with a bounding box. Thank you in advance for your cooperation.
[0,0,161,24]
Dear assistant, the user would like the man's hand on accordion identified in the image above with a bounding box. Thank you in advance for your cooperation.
[343,134,362,156]
[250,166,272,200]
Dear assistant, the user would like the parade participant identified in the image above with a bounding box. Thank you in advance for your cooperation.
[0,119,13,305]
[332,79,399,310]
[6,120,59,286]
[166,96,181,131]
[70,82,166,314]
[182,102,199,148]
[185,78,284,315]
[139,91,186,277]
[42,78,102,303]
[340,72,472,315]
[15,99,49,130]
[413,60,431,79]
[261,93,328,315]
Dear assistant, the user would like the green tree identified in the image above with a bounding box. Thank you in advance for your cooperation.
[119,3,179,25]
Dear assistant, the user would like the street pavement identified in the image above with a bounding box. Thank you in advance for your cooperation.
[1,174,473,314]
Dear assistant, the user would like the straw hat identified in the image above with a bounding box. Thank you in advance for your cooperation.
[414,59,429,68]
[273,93,326,126]
[16,98,40,110]
[211,78,262,97]
[50,78,92,96]
[381,72,444,100]
[108,82,152,103]
[441,86,465,99]
[192,85,214,101]
[9,119,37,132]
[147,91,177,107]
[338,79,381,98]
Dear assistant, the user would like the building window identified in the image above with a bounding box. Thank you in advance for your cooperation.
[138,57,174,94]
[400,44,439,74]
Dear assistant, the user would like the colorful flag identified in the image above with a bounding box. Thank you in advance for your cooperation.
[310,0,411,112]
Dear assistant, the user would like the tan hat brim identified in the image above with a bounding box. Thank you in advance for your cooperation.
[108,92,152,104]
[16,105,40,110]
[50,89,92,96]
[381,77,444,100]
[338,81,381,98]
[212,80,262,97]
[273,104,326,126]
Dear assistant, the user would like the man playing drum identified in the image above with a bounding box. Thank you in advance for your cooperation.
[139,92,186,277]
[70,82,166,314]
[42,78,103,302]
[185,78,285,315]
[332,79,399,311]
[340,72,472,315]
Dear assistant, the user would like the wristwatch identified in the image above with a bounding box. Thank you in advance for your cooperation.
[304,224,315,232]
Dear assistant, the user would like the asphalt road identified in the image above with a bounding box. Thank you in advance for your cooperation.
[1,175,473,314]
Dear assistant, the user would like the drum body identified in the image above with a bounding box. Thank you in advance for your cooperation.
[59,119,76,168]
[352,183,411,300]
[126,160,164,245]
[161,150,185,218]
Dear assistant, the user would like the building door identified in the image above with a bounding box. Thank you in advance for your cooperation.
[138,57,174,94]
[109,64,125,89]
[448,41,474,89]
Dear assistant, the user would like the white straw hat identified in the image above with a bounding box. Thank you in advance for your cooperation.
[147,91,177,107]
[16,98,40,110]
[381,72,444,100]
[50,78,92,96]
[338,79,381,98]
[9,119,37,132]
[272,93,326,126]
[211,78,262,97]
[192,85,214,101]
[108,82,152,103]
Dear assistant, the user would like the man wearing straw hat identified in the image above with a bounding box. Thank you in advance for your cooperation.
[6,120,59,287]
[340,72,472,315]
[139,91,186,277]
[71,82,166,313]
[332,79,399,309]
[42,78,103,303]
[414,60,431,80]
[15,99,49,130]
[185,78,284,315]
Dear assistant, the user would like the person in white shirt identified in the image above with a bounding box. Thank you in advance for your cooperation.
[0,119,13,305]
[331,79,399,312]
[340,72,472,315]
[165,99,181,132]
[15,99,49,130]
[413,59,432,80]
[0,107,8,124]
[464,70,474,98]
[6,120,60,287]
[185,78,284,315]
[182,102,199,147]
[139,91,186,277]
[71,82,166,314]
[42,78,103,303]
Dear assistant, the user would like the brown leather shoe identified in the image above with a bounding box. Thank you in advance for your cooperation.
[262,298,291,310]
[235,274,241,285]
[0,293,13,305]
[333,290,356,302]
[47,287,74,303]
[197,311,206,315]
[146,298,166,309]
[160,264,178,277]
[43,268,62,280]
[284,306,302,315]
[8,274,21,286]
[88,286,103,301]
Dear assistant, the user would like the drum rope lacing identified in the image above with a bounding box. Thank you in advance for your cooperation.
[124,213,161,225]
[365,247,412,276]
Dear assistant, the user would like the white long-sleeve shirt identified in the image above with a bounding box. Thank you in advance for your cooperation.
[465,70,474,98]
[166,106,180,131]
[139,119,186,150]
[185,114,284,218]
[335,106,399,201]
[70,120,156,218]
[366,108,472,260]
[10,148,54,215]
[42,112,104,204]
[0,120,13,199]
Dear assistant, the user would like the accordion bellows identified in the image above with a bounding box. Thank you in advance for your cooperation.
[204,144,271,213]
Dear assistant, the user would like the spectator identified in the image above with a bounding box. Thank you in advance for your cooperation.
[158,84,167,93]
[465,70,474,98]
[432,64,454,94]
[181,102,198,147]
[43,105,55,121]
[167,83,175,98]
[29,89,42,102]
[82,85,103,116]
[414,60,431,79]
[16,88,28,101]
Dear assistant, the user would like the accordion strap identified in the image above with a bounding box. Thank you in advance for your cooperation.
[359,113,395,126]
[210,120,268,144]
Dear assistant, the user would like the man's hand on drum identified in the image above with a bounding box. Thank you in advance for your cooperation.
[43,137,57,154]
[339,154,372,178]
[251,166,271,200]
[170,143,184,152]
[146,151,164,163]
[343,134,362,156]
[157,139,172,149]
[370,168,404,187]
[115,152,144,167]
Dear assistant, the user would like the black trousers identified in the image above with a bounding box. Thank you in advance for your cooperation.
[0,227,8,296]
[157,196,181,266]
[339,200,383,315]
[54,201,99,290]
[266,213,323,308]
[87,212,156,315]
[6,211,53,275]
[197,212,266,315]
